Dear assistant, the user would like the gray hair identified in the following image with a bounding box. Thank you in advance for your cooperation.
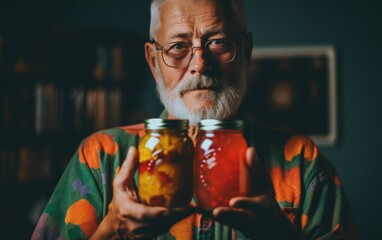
[149,0,247,39]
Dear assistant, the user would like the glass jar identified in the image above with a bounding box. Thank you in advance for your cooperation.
[138,118,194,207]
[195,119,248,211]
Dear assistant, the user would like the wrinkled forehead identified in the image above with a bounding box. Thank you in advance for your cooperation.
[157,0,243,40]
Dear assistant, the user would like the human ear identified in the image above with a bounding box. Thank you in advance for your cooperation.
[144,42,159,82]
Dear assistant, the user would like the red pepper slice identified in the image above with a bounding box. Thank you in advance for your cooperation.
[157,171,173,183]
[150,195,166,206]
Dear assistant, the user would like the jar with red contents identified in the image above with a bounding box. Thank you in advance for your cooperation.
[195,119,248,211]
[138,118,194,207]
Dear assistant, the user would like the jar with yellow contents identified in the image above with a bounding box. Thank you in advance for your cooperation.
[138,118,194,207]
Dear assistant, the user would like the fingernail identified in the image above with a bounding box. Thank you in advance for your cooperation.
[127,146,135,158]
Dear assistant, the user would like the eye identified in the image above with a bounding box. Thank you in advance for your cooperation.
[168,42,188,51]
[208,39,233,53]
[210,39,227,46]
[164,42,190,59]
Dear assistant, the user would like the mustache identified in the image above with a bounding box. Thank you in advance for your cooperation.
[174,75,224,96]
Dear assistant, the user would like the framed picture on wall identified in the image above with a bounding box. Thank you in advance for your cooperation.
[242,46,337,146]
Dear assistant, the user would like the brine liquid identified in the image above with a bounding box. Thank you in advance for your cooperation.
[195,130,247,211]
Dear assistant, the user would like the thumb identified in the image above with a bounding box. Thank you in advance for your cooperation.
[245,147,256,170]
[114,146,139,189]
[245,147,263,176]
[245,147,272,195]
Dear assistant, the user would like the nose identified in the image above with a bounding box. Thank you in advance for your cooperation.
[189,47,211,74]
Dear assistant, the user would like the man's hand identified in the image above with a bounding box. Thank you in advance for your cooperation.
[90,147,194,240]
[212,147,302,240]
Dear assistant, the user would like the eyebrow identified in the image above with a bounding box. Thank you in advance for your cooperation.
[203,29,225,38]
[167,28,225,42]
[167,32,193,40]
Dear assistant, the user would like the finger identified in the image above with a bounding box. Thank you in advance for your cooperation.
[212,206,257,229]
[114,146,139,188]
[246,147,266,177]
[126,219,179,240]
[245,147,256,170]
[117,225,154,240]
[121,206,195,239]
[229,196,265,211]
[154,206,195,232]
[126,220,157,238]
[166,206,195,221]
[123,200,194,223]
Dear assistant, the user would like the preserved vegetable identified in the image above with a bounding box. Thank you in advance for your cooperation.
[195,119,248,211]
[138,119,194,207]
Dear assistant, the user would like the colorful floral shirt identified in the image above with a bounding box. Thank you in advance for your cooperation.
[32,119,358,239]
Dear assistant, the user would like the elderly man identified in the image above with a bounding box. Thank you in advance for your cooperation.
[32,0,358,239]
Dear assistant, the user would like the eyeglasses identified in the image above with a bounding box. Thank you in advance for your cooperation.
[151,38,238,68]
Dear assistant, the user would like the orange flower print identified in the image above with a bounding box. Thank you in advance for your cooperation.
[301,214,309,229]
[334,175,341,186]
[193,213,202,228]
[170,214,194,240]
[79,133,119,169]
[120,123,145,137]
[284,135,318,161]
[65,199,98,237]
[271,166,301,206]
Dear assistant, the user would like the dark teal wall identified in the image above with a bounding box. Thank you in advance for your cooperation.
[244,1,381,239]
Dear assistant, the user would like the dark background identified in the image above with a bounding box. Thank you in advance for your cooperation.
[1,0,381,239]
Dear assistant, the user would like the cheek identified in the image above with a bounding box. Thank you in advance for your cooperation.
[225,58,245,81]
[159,65,186,89]
[218,64,239,83]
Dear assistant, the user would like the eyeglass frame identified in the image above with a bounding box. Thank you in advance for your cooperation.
[150,32,247,69]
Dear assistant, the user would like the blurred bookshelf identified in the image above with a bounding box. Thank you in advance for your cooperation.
[0,19,146,239]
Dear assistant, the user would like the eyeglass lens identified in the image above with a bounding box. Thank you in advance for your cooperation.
[161,39,236,68]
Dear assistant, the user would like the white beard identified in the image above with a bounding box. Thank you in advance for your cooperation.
[155,61,247,125]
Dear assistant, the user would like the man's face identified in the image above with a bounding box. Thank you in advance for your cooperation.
[145,0,252,124]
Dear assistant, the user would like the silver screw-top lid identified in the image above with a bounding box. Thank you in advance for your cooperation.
[144,118,189,130]
[199,119,244,130]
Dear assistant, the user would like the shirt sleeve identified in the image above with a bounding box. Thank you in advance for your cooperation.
[300,154,359,240]
[269,132,359,239]
[31,131,128,240]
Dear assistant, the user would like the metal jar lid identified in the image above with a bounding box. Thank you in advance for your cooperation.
[144,118,189,130]
[199,119,244,130]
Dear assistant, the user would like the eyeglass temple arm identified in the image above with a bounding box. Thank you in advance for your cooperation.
[149,39,163,50]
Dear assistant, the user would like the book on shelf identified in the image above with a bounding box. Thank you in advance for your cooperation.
[86,87,122,131]
[68,87,85,131]
[107,89,122,127]
[34,83,64,134]
[0,146,51,187]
